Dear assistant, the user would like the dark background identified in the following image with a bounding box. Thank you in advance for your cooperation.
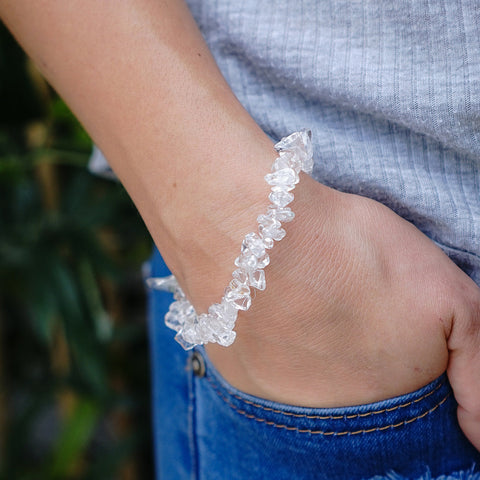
[0,23,154,479]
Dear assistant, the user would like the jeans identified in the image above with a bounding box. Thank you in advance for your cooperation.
[148,249,480,479]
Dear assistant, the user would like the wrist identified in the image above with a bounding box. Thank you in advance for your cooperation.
[155,131,279,310]
[150,130,321,348]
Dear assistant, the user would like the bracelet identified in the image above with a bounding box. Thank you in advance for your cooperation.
[147,130,313,350]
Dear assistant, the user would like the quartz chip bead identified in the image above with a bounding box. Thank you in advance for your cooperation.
[199,313,236,345]
[234,265,266,291]
[257,214,286,242]
[235,249,270,272]
[196,313,215,343]
[208,300,238,330]
[232,268,249,285]
[200,313,237,346]
[173,286,186,301]
[174,332,197,351]
[267,205,295,223]
[145,274,179,293]
[165,300,194,332]
[175,320,202,350]
[264,167,299,191]
[214,329,236,347]
[273,150,303,174]
[274,129,314,175]
[262,236,274,249]
[248,268,266,291]
[301,150,314,175]
[269,190,294,208]
[224,278,252,311]
[274,129,312,156]
[241,233,266,258]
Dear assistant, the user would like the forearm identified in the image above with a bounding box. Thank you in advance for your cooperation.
[0,0,282,303]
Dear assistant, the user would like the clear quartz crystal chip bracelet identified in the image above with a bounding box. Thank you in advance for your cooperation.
[146,130,313,350]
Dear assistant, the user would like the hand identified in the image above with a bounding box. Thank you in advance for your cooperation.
[205,175,480,450]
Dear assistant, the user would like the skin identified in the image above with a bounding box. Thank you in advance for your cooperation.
[1,0,479,450]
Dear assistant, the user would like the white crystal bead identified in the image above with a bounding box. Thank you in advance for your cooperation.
[176,318,203,348]
[262,236,274,249]
[249,268,266,291]
[146,275,179,292]
[270,185,295,196]
[257,227,273,243]
[267,205,295,222]
[220,297,238,317]
[302,154,314,175]
[175,324,202,349]
[274,130,313,174]
[241,232,266,258]
[235,250,270,272]
[202,314,236,345]
[257,213,279,227]
[224,279,252,311]
[275,129,312,156]
[232,268,249,284]
[174,332,197,350]
[209,301,238,329]
[258,224,286,242]
[165,311,184,332]
[214,329,236,347]
[255,252,270,268]
[266,225,286,241]
[276,150,303,174]
[264,167,299,190]
[257,214,286,241]
[271,154,291,172]
[231,295,252,311]
[165,300,194,332]
[234,251,258,271]
[226,278,249,295]
[195,313,213,342]
[269,190,294,207]
[173,285,186,301]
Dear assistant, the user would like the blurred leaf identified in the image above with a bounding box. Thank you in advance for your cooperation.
[83,435,139,480]
[78,258,113,342]
[32,148,91,168]
[0,392,56,480]
[47,399,100,478]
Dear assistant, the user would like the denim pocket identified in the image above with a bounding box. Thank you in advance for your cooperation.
[192,348,480,480]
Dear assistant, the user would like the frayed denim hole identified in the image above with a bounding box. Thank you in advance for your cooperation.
[367,465,480,480]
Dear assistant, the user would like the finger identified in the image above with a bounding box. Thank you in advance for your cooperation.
[447,296,480,451]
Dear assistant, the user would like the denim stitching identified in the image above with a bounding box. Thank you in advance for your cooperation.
[206,376,451,435]
[206,374,445,420]
[233,381,444,420]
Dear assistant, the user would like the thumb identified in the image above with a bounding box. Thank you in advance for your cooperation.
[447,291,480,451]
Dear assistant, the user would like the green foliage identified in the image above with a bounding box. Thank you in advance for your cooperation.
[48,400,100,478]
[0,23,153,479]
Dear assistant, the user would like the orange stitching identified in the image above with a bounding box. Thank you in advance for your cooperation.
[206,377,451,435]
[209,376,445,420]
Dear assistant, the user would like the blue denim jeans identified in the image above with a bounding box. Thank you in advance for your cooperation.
[148,249,480,480]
